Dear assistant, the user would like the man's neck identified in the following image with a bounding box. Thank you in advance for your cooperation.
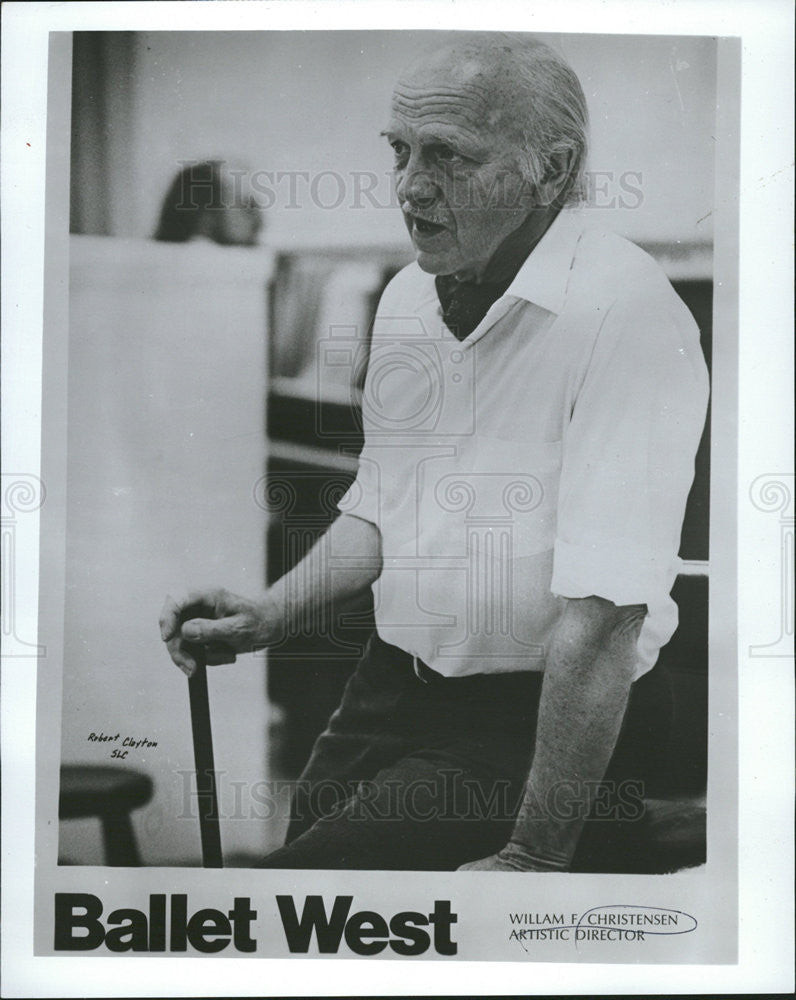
[453,206,560,285]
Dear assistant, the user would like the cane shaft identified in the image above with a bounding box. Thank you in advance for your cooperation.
[188,660,223,868]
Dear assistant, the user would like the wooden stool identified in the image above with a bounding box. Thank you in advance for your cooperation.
[59,765,154,866]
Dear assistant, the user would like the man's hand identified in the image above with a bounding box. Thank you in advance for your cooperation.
[458,841,568,872]
[458,854,519,872]
[159,516,382,677]
[159,587,283,677]
[506,595,645,868]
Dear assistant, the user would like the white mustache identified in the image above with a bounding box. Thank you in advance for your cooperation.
[402,206,448,226]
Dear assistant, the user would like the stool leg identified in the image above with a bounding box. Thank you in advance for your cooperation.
[101,809,141,866]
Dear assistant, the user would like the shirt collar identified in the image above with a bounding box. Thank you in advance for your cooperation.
[503,209,585,315]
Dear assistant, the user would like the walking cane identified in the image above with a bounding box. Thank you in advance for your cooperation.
[187,655,223,868]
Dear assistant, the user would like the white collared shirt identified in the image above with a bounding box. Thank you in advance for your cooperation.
[337,211,709,678]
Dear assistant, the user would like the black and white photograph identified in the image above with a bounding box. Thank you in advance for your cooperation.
[56,27,717,877]
[2,0,793,995]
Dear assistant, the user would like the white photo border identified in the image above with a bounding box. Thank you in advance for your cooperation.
[2,0,793,996]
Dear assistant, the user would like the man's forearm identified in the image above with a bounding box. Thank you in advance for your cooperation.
[159,514,382,673]
[267,513,383,631]
[507,597,645,869]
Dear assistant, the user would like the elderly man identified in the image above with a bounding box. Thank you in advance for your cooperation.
[160,35,708,871]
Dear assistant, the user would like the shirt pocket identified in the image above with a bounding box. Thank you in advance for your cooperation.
[425,435,562,559]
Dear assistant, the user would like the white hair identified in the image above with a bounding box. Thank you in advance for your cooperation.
[426,33,590,206]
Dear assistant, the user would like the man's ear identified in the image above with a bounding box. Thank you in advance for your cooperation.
[535,149,577,208]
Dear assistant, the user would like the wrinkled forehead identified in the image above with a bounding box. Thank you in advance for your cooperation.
[390,48,521,141]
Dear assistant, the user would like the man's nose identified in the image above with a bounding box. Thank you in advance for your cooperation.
[396,163,439,211]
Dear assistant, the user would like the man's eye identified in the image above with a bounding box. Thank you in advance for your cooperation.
[434,145,465,166]
[390,141,409,166]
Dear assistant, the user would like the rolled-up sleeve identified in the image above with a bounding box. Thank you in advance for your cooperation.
[551,290,709,608]
[337,447,381,526]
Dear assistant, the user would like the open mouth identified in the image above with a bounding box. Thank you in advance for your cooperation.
[409,214,447,237]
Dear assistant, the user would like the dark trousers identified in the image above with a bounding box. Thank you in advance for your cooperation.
[260,633,672,871]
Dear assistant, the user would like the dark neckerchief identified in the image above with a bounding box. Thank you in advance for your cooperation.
[435,212,550,341]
